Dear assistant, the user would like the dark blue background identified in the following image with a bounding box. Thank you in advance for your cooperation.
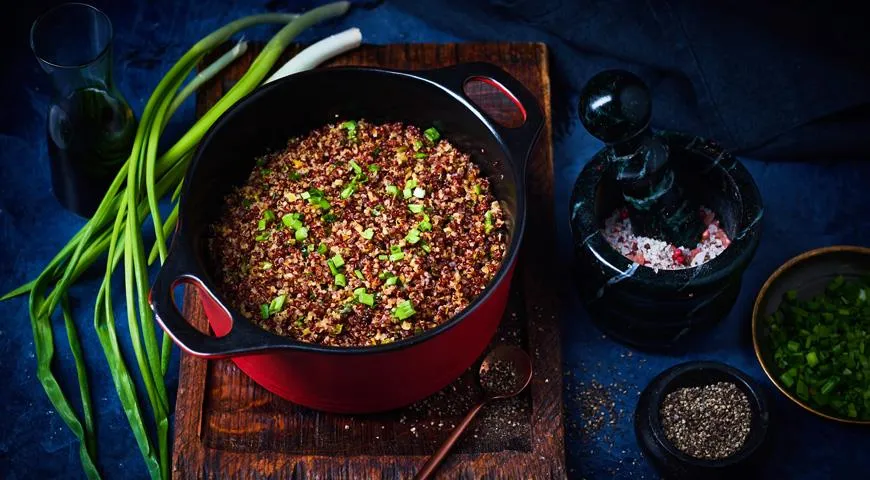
[1,1,868,478]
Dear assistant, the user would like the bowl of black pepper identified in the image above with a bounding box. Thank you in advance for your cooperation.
[634,361,770,479]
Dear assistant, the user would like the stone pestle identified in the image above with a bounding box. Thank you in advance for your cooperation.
[578,70,706,247]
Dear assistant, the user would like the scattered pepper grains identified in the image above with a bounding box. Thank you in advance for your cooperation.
[479,358,521,397]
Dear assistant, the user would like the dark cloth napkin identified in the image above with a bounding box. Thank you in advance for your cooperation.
[393,0,870,159]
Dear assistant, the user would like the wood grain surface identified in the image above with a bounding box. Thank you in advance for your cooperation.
[174,42,563,479]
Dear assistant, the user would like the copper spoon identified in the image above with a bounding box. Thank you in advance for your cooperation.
[414,345,533,480]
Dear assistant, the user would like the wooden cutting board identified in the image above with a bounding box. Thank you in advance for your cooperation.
[174,42,564,479]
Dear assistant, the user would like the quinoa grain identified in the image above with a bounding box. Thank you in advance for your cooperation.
[210,121,507,347]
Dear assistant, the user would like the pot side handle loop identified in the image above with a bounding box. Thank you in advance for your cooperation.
[149,248,284,358]
[419,62,544,174]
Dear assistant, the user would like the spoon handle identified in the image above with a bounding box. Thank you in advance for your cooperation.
[414,401,487,480]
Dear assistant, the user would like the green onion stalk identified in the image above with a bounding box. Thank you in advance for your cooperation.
[2,2,351,479]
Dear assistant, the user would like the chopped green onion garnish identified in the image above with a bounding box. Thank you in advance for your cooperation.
[473,184,482,195]
[313,197,331,209]
[349,160,362,175]
[418,214,432,232]
[394,299,416,320]
[403,188,413,199]
[484,210,494,234]
[254,231,270,242]
[355,269,365,280]
[405,178,418,190]
[295,227,309,241]
[405,228,421,245]
[263,210,276,222]
[358,292,374,307]
[821,377,839,395]
[261,261,273,270]
[335,273,347,287]
[386,185,399,196]
[780,371,795,388]
[385,276,398,286]
[409,204,425,214]
[421,242,432,253]
[424,127,440,143]
[412,140,423,151]
[327,259,339,276]
[258,219,267,230]
[368,164,381,173]
[269,294,286,314]
[301,191,311,199]
[389,245,404,262]
[260,304,270,320]
[378,254,388,261]
[306,188,331,209]
[317,243,328,254]
[361,228,374,240]
[331,253,345,269]
[341,120,358,140]
[766,275,870,420]
[340,181,358,199]
[414,153,427,159]
[282,213,303,230]
[288,170,302,181]
[333,324,344,335]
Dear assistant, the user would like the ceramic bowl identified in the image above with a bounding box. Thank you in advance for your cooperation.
[752,245,870,425]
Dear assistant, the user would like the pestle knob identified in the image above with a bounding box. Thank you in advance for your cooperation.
[578,70,652,146]
[579,69,707,248]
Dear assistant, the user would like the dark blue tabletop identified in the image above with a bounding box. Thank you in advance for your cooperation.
[1,1,868,478]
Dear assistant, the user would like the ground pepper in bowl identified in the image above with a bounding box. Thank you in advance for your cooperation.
[659,381,752,460]
[209,120,508,347]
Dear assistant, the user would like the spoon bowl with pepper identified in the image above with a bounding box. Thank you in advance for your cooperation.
[414,345,533,480]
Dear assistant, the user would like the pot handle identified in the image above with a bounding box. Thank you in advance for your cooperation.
[149,241,286,358]
[419,62,544,172]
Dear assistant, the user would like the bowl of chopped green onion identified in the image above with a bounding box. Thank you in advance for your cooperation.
[753,245,870,424]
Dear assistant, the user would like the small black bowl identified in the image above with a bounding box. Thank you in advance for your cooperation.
[634,361,770,479]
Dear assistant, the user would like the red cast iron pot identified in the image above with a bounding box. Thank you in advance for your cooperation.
[149,63,543,413]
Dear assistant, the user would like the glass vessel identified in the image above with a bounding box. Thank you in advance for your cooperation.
[30,3,137,218]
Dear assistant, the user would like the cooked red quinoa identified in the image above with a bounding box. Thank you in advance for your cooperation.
[209,120,507,347]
